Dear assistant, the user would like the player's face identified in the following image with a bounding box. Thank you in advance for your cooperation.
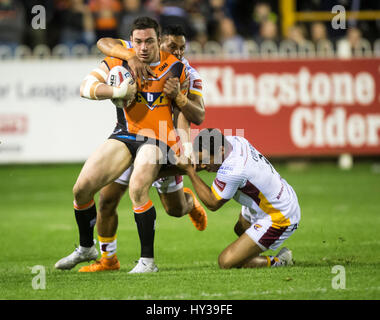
[160,35,186,60]
[131,28,160,63]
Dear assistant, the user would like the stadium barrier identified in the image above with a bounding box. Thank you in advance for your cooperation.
[0,38,379,60]
[0,42,379,163]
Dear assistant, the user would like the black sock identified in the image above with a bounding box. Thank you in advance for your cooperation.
[74,202,97,248]
[134,204,156,258]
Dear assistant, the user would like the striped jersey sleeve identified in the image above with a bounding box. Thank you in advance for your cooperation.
[182,57,202,97]
[119,39,133,49]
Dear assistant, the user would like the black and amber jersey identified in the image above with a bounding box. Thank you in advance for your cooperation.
[103,50,188,148]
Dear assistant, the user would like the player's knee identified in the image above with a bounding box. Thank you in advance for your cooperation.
[165,204,187,217]
[73,180,92,203]
[129,183,149,205]
[99,193,119,217]
[218,251,235,269]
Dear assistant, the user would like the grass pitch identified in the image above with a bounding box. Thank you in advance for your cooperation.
[0,161,379,300]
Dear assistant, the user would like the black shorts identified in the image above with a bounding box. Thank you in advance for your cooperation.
[108,129,176,165]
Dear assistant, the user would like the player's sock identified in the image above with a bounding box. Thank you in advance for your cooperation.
[266,255,282,267]
[98,235,117,259]
[74,199,97,248]
[133,199,156,258]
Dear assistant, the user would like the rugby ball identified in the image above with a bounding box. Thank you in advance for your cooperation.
[107,65,135,108]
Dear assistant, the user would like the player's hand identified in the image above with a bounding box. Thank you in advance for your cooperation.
[175,154,195,172]
[112,80,137,106]
[128,56,156,87]
[163,77,180,100]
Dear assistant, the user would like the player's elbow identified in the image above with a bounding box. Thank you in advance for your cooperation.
[205,203,219,212]
[96,38,109,52]
[192,112,205,126]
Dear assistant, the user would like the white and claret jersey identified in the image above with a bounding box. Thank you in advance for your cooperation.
[211,136,301,229]
[120,39,203,97]
[181,57,202,97]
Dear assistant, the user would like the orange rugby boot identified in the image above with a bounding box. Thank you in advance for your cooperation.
[78,255,120,272]
[183,187,208,231]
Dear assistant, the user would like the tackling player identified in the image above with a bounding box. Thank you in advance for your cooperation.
[77,25,207,273]
[176,129,301,269]
[55,17,193,273]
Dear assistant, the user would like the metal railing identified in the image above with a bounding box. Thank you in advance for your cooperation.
[0,38,378,60]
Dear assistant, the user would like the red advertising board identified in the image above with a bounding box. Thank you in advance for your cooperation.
[190,58,380,157]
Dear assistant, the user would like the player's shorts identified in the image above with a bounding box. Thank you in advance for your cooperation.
[109,127,176,163]
[242,206,300,251]
[114,166,133,186]
[152,175,183,194]
[115,165,184,194]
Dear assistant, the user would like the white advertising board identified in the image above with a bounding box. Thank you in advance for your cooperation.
[0,59,116,163]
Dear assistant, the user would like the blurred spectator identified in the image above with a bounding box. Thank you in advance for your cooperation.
[253,1,272,22]
[159,0,196,40]
[217,16,244,52]
[89,0,122,39]
[0,0,25,53]
[118,0,156,40]
[249,1,277,39]
[58,0,95,49]
[287,23,308,47]
[337,26,365,58]
[254,19,279,45]
[185,0,209,43]
[206,0,229,41]
[310,21,328,45]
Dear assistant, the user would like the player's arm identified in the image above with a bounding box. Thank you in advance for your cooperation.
[79,61,136,100]
[185,92,205,125]
[178,160,227,211]
[97,37,156,85]
[164,78,205,125]
[173,108,194,160]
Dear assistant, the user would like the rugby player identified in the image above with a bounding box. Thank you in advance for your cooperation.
[55,17,193,273]
[176,129,301,269]
[76,26,207,273]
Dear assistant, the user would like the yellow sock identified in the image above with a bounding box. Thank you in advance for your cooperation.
[98,235,117,259]
[266,255,281,267]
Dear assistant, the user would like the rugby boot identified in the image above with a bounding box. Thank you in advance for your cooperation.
[78,255,120,272]
[276,247,294,266]
[184,187,208,231]
[128,258,158,274]
[55,243,98,270]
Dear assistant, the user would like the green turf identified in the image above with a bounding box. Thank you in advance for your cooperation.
[0,161,379,300]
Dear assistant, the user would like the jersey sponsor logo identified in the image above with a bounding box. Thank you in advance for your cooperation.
[214,178,226,192]
[159,62,168,72]
[276,183,284,200]
[193,79,202,90]
[136,92,170,110]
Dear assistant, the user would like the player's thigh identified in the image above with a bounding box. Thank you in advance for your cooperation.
[129,144,163,190]
[99,182,128,215]
[75,139,132,192]
[218,233,263,269]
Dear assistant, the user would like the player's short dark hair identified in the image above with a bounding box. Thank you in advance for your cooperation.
[162,25,186,37]
[193,128,225,156]
[130,16,161,38]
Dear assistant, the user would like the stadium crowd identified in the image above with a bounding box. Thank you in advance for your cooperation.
[0,0,379,56]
